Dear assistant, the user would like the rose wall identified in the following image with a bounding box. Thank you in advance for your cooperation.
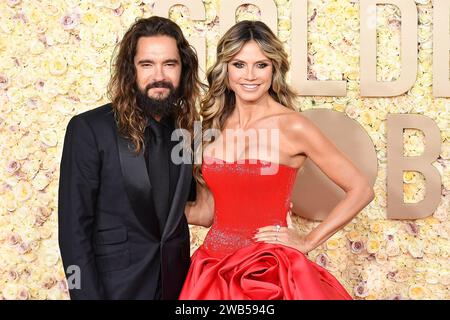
[0,0,448,300]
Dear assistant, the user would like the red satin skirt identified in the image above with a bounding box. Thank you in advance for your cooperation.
[179,243,352,300]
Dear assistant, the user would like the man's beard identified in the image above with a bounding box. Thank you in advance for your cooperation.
[136,81,178,119]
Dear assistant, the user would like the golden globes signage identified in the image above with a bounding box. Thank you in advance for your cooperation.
[155,0,447,220]
[154,0,450,97]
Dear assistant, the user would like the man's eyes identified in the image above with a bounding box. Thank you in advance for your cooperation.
[139,63,177,67]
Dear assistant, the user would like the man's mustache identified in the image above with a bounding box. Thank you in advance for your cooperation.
[145,81,174,91]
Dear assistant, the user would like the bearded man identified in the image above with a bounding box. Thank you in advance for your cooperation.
[58,16,200,300]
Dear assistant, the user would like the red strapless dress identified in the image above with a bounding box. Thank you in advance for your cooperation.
[179,157,352,300]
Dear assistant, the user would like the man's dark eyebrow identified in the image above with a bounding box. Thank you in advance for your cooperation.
[137,59,180,65]
[137,59,154,65]
[163,59,180,64]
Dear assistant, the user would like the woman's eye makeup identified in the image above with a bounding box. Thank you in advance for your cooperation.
[257,63,269,68]
[231,62,270,69]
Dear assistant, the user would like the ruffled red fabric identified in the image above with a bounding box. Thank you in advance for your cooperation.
[179,243,351,300]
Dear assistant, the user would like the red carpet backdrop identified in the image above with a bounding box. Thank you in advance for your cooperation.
[0,0,448,299]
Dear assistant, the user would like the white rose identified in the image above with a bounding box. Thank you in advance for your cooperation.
[32,172,50,191]
[39,129,58,147]
[408,241,423,258]
[48,55,68,76]
[425,270,440,285]
[433,202,448,222]
[385,239,400,257]
[14,181,33,202]
[44,250,60,267]
[47,287,65,300]
[21,159,41,180]
[2,283,19,300]
[408,284,427,300]
[29,39,45,56]
[366,238,381,254]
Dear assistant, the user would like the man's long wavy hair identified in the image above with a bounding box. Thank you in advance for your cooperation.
[108,16,201,154]
[194,20,298,185]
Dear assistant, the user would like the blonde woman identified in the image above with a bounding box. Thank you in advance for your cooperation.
[180,21,374,299]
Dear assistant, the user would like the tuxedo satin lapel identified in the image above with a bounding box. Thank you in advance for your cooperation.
[117,135,161,238]
[162,163,191,239]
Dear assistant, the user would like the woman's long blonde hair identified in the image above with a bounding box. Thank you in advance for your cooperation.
[194,20,298,184]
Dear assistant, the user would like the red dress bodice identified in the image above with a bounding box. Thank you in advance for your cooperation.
[202,157,297,257]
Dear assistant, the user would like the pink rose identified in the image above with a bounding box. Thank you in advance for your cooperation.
[34,79,45,91]
[112,6,124,16]
[386,271,397,281]
[354,281,369,298]
[315,253,329,268]
[17,242,31,254]
[0,74,9,90]
[7,233,20,246]
[7,0,21,7]
[18,288,29,300]
[404,222,420,237]
[8,271,19,282]
[351,240,364,254]
[43,277,56,290]
[6,160,20,175]
[60,12,80,30]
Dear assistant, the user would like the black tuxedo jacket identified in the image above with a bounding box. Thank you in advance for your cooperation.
[58,103,192,299]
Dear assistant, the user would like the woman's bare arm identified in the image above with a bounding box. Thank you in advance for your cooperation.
[294,115,374,251]
[185,183,215,227]
[256,114,374,253]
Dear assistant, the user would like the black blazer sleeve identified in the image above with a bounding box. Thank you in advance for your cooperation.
[58,115,105,299]
[187,176,197,202]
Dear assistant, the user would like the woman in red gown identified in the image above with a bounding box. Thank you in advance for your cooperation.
[180,21,374,300]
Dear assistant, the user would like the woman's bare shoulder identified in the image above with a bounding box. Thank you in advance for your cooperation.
[275,109,316,135]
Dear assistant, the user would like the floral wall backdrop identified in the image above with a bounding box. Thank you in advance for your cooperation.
[0,0,448,300]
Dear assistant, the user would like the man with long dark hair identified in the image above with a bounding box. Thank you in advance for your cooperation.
[58,16,200,299]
